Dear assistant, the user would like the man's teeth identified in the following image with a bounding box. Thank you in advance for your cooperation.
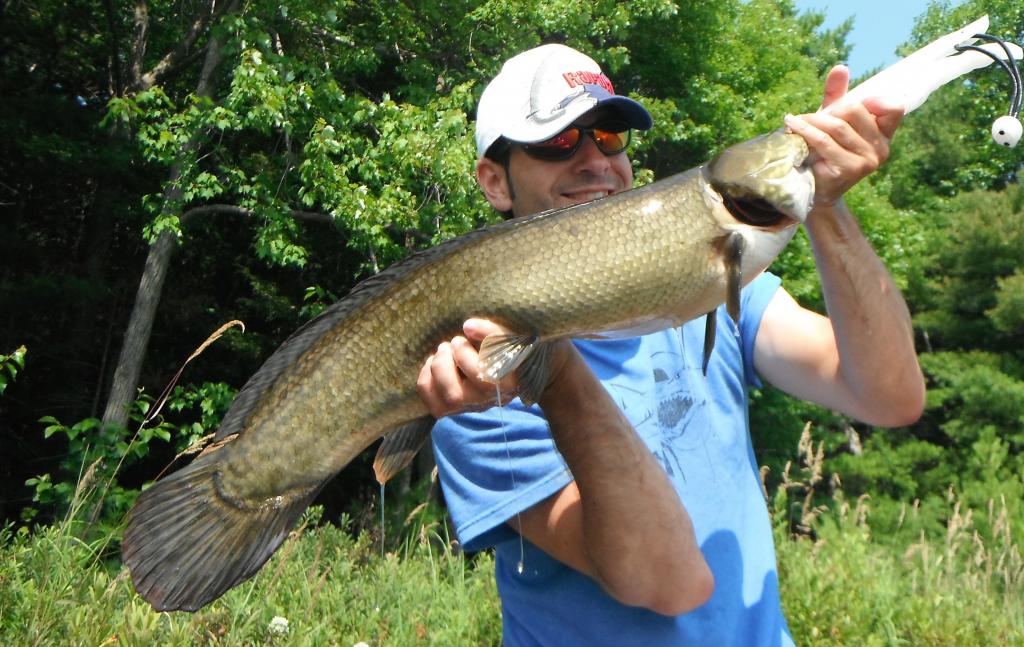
[567,191,608,201]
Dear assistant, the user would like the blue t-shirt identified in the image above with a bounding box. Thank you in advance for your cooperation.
[431,272,793,647]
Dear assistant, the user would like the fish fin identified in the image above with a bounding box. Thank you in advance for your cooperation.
[477,333,555,405]
[704,230,745,375]
[478,333,538,383]
[122,452,317,612]
[515,341,556,406]
[725,230,745,324]
[702,310,717,376]
[373,417,435,485]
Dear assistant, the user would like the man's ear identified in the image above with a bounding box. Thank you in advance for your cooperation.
[476,157,513,212]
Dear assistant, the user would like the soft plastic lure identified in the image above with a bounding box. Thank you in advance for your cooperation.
[829,15,1023,147]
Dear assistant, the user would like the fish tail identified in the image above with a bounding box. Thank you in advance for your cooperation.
[122,452,316,612]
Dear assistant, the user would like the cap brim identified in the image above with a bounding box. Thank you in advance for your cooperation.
[594,95,654,131]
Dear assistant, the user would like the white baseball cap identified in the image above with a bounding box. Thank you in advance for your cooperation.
[475,44,654,157]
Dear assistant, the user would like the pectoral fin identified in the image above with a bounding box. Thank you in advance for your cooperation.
[373,416,435,485]
[725,231,745,324]
[704,231,747,375]
[479,333,538,382]
[478,333,555,405]
[702,310,716,376]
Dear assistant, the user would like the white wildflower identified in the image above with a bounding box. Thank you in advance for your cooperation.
[353,642,371,647]
[268,615,290,636]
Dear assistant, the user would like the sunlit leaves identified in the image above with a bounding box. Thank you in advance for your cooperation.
[0,346,27,396]
[989,270,1024,333]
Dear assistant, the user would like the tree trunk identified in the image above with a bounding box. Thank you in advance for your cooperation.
[101,229,177,427]
[101,31,225,430]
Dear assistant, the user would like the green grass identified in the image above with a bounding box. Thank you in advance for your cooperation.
[774,427,1024,646]
[776,494,1024,645]
[3,431,1022,646]
[0,512,502,646]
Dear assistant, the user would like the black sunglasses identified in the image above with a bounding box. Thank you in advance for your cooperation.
[497,121,632,162]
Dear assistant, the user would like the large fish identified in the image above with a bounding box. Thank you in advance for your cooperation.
[122,129,813,611]
[122,15,1023,611]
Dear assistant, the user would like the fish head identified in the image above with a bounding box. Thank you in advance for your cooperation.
[702,129,814,283]
[706,129,814,225]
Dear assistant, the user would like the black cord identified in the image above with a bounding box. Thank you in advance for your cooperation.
[955,44,1021,115]
[976,33,1022,115]
[954,33,1022,117]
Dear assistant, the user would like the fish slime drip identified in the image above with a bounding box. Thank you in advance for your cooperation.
[496,382,525,575]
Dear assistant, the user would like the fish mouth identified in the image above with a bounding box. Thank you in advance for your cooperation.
[717,192,796,229]
[706,130,814,225]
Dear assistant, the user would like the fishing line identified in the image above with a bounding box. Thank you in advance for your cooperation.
[380,481,386,558]
[496,382,526,575]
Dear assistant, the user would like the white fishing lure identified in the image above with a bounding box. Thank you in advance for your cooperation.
[829,15,1023,147]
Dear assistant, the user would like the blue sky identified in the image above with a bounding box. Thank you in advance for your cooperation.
[793,1,952,77]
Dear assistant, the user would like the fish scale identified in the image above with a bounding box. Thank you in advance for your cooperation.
[122,129,812,612]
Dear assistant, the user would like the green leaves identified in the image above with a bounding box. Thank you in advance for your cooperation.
[38,416,100,442]
[10,0,1024,559]
[989,270,1024,334]
[0,346,26,396]
[24,381,237,525]
[85,0,876,282]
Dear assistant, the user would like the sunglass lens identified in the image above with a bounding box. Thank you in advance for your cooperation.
[593,128,630,154]
[523,128,582,160]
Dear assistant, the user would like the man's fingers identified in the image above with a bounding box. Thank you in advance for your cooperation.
[416,333,513,418]
[416,353,447,418]
[785,114,847,162]
[451,336,483,380]
[794,104,881,154]
[819,64,850,110]
[453,334,519,399]
[431,342,467,408]
[863,96,904,139]
[463,317,510,342]
[785,107,891,207]
[414,319,529,418]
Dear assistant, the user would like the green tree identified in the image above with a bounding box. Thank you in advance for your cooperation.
[882,1,1023,206]
[0,0,908,524]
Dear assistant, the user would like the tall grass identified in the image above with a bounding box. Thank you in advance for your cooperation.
[775,425,1024,645]
[0,505,501,646]
[2,425,1022,645]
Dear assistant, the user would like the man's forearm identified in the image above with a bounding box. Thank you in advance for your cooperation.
[531,347,713,615]
[804,199,924,425]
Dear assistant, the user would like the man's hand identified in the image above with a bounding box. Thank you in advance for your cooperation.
[416,318,519,418]
[783,65,903,210]
[754,65,925,429]
[417,319,579,419]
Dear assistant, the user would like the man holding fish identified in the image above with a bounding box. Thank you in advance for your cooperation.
[417,44,925,645]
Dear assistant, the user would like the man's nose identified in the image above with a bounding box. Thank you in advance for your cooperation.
[572,135,611,173]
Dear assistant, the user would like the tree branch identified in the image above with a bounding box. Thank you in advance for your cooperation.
[103,0,125,96]
[178,204,433,246]
[180,204,335,226]
[101,3,236,430]
[136,0,218,91]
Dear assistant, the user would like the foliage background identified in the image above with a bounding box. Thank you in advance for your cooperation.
[1,0,1023,642]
